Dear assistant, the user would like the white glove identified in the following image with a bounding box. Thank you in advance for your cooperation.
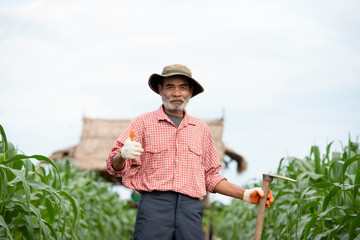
[243,187,264,204]
[243,187,273,208]
[120,137,144,160]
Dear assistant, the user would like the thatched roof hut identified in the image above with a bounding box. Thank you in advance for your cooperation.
[50,117,246,183]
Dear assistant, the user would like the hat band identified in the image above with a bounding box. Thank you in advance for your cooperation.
[162,69,192,77]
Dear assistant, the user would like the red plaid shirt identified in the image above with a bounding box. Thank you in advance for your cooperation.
[106,106,226,199]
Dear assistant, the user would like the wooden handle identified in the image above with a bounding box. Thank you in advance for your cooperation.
[254,174,273,240]
[130,130,135,141]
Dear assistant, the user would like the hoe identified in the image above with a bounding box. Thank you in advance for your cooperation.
[254,174,297,240]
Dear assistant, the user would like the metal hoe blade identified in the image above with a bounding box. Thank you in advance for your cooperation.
[265,174,297,182]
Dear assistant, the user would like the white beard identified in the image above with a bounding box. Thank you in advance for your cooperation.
[161,92,190,113]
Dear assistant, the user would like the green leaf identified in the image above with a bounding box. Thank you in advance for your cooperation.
[355,168,360,185]
[3,166,31,213]
[0,125,9,155]
[61,190,81,228]
[349,141,359,153]
[45,197,55,223]
[0,215,13,240]
[311,146,321,174]
[303,215,318,239]
[312,181,334,188]
[349,214,360,239]
[342,155,360,183]
[277,157,286,174]
[24,215,34,240]
[325,141,335,162]
[27,180,61,204]
[328,224,342,239]
[4,154,59,172]
[0,167,7,213]
[296,214,311,238]
[332,151,342,161]
[303,200,318,211]
[322,186,341,211]
[329,159,345,182]
[29,203,50,240]
[43,220,59,240]
[4,154,62,191]
[317,206,337,219]
[314,228,338,240]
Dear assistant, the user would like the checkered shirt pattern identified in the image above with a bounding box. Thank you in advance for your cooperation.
[106,106,226,199]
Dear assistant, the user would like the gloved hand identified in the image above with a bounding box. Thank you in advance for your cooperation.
[243,187,274,208]
[120,137,144,160]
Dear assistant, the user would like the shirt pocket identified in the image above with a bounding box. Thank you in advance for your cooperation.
[188,144,202,156]
[188,144,204,165]
[188,144,206,188]
[144,144,168,169]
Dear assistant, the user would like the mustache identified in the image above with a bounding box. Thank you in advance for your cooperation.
[168,97,185,102]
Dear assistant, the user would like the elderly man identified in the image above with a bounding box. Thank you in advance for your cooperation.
[106,64,273,240]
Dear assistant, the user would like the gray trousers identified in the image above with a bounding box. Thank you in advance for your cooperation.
[133,191,204,240]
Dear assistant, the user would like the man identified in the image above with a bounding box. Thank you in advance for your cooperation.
[106,64,273,240]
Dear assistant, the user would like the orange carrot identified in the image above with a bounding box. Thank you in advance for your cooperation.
[130,130,135,141]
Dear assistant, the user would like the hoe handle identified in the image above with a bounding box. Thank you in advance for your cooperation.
[254,174,273,240]
[130,130,135,141]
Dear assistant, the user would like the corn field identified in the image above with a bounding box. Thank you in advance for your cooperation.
[0,124,136,240]
[1,123,360,239]
[211,137,360,239]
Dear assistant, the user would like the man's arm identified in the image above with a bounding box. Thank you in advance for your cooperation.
[112,152,126,171]
[214,180,274,207]
[213,179,245,199]
[111,138,144,171]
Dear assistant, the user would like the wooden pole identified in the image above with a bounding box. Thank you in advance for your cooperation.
[254,174,273,240]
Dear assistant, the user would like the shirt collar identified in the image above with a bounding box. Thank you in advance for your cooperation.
[156,105,196,126]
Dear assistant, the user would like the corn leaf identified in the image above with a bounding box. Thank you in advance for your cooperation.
[349,214,360,239]
[24,215,34,240]
[313,181,334,188]
[303,215,317,239]
[61,190,80,228]
[323,186,341,211]
[342,155,360,183]
[311,146,321,174]
[0,215,13,240]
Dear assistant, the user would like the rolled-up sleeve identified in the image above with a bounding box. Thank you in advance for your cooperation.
[204,131,227,193]
[106,119,143,178]
[106,142,131,178]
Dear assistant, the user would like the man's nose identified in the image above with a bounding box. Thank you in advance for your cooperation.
[172,87,181,96]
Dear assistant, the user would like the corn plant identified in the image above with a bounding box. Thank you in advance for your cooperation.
[55,160,136,239]
[0,124,136,239]
[213,137,360,240]
[0,124,81,239]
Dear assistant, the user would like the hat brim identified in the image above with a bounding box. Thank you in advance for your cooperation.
[148,73,204,98]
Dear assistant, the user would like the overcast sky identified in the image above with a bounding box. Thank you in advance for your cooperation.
[1,0,359,203]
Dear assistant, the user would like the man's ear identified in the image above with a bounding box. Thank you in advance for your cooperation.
[158,84,162,93]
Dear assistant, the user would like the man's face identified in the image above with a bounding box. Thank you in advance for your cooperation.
[158,76,193,115]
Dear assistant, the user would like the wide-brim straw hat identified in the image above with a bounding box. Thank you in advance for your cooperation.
[148,64,204,98]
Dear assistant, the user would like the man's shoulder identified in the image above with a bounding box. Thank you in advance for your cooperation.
[187,114,210,129]
[131,108,161,123]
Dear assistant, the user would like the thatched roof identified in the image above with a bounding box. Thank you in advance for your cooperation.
[50,117,246,183]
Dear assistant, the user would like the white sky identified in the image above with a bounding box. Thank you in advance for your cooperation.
[1,0,360,203]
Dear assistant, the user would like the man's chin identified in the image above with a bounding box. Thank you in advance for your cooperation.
[168,107,185,112]
[164,104,185,113]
